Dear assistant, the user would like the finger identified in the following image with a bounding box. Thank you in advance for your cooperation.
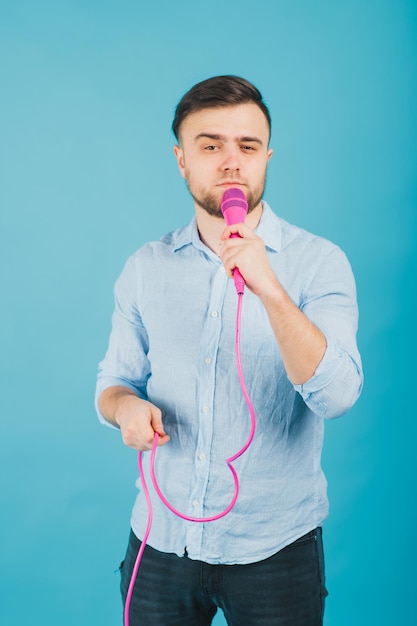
[121,421,154,450]
[220,242,246,270]
[150,408,164,435]
[156,433,171,447]
[220,223,249,240]
[150,411,170,445]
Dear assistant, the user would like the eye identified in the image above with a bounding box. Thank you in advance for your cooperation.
[204,145,218,151]
[241,145,256,151]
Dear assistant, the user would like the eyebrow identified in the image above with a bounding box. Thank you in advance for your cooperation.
[194,133,264,146]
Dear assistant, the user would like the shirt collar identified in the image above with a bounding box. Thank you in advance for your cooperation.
[255,201,281,252]
[172,201,281,254]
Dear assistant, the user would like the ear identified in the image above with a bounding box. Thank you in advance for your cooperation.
[267,148,273,161]
[173,144,186,179]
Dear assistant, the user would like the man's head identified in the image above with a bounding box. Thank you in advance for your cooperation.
[173,76,273,218]
[172,75,271,144]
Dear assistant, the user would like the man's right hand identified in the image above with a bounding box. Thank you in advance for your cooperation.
[98,386,170,451]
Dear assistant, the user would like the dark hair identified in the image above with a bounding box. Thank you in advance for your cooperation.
[172,75,271,141]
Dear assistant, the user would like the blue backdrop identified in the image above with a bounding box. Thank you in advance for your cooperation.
[1,1,416,624]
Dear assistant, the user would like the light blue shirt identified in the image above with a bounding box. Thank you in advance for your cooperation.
[96,202,363,565]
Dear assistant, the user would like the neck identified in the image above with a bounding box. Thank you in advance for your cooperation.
[195,202,263,254]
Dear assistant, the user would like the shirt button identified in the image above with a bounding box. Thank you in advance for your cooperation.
[220,266,226,273]
[210,310,218,318]
[202,406,210,413]
[192,500,200,507]
[204,357,212,365]
[199,453,206,461]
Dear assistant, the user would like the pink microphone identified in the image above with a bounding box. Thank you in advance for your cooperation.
[221,188,248,295]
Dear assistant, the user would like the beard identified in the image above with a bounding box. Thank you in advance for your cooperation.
[184,172,267,218]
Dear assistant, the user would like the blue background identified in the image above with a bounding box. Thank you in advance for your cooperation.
[1,1,416,624]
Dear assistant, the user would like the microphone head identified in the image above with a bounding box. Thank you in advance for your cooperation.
[221,188,248,226]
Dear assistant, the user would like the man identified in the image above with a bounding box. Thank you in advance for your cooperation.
[96,75,363,625]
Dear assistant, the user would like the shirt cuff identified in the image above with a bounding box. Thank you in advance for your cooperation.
[292,341,341,396]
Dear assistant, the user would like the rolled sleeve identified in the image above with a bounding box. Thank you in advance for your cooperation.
[293,340,363,418]
[95,255,151,426]
[292,243,363,418]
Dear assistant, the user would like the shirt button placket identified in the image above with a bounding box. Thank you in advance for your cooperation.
[187,266,227,549]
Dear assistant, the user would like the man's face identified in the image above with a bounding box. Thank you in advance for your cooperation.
[173,104,273,218]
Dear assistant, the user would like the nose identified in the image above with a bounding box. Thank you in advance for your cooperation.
[221,145,241,172]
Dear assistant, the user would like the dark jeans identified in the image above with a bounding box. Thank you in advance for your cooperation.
[120,528,327,626]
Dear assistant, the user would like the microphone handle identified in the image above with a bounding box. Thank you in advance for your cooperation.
[230,232,245,295]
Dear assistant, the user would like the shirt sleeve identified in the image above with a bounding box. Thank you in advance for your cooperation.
[95,255,151,426]
[292,243,364,419]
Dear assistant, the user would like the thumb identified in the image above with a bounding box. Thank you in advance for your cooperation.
[150,407,167,437]
[221,223,245,240]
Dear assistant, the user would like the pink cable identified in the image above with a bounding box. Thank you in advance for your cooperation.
[124,292,256,626]
[123,452,153,626]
